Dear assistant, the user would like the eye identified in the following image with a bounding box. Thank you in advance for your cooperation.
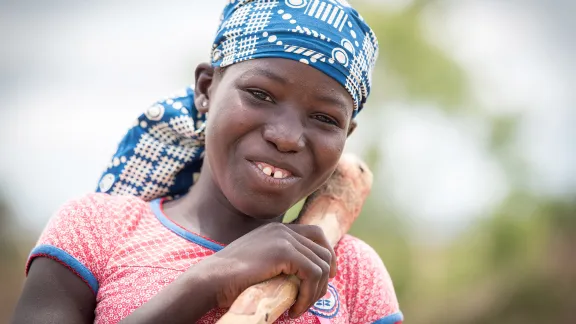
[247,89,274,103]
[313,114,339,127]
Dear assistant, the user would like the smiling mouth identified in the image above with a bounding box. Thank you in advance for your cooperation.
[254,161,293,179]
[246,160,299,190]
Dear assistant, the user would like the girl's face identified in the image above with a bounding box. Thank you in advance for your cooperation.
[195,58,355,219]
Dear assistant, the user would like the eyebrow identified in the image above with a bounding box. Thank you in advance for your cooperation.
[240,66,352,117]
[240,66,289,85]
[314,93,351,118]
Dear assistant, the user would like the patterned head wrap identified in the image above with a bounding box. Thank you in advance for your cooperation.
[96,0,378,200]
[212,0,378,113]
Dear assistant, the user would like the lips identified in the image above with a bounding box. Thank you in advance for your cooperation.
[244,157,301,190]
[245,154,302,177]
[254,161,292,179]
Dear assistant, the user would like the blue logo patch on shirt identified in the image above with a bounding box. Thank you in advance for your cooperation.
[310,283,340,318]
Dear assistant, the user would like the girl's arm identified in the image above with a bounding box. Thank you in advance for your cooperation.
[12,257,216,324]
[11,258,97,324]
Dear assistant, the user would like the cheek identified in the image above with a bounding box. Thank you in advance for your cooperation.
[204,90,258,169]
[317,129,346,158]
[209,91,254,137]
[310,131,347,180]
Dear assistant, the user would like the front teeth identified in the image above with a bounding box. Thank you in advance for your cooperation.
[262,166,273,176]
[256,162,289,179]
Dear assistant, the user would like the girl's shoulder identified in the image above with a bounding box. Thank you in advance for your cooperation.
[335,234,396,289]
[61,192,150,216]
[26,193,154,294]
[49,193,151,231]
[63,191,148,207]
[335,234,389,272]
[331,235,403,323]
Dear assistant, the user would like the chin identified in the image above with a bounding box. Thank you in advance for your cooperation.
[240,199,289,220]
[228,191,292,220]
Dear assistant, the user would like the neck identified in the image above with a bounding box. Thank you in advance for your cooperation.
[162,162,284,245]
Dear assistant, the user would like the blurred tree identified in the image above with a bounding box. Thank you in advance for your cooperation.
[359,0,468,109]
[351,0,473,311]
[0,188,31,323]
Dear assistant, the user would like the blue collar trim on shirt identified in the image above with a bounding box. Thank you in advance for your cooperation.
[150,198,224,252]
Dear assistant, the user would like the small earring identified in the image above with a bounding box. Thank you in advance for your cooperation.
[194,120,206,135]
[201,100,208,108]
[194,120,207,145]
[194,113,208,144]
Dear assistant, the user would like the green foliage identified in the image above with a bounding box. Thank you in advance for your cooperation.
[358,1,468,108]
[283,199,305,223]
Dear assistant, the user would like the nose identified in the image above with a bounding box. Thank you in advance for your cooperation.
[262,111,305,153]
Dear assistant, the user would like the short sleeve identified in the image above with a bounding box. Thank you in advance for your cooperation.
[338,235,403,324]
[25,193,142,294]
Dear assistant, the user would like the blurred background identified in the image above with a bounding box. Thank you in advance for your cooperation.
[1,0,575,323]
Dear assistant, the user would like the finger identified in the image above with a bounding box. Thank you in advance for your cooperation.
[281,248,323,319]
[286,224,338,278]
[316,270,329,308]
[284,234,331,311]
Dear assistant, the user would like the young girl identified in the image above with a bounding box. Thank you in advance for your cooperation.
[12,1,403,323]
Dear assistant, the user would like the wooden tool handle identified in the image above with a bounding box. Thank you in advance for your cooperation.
[216,154,373,324]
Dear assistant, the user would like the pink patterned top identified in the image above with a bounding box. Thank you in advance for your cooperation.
[26,193,403,324]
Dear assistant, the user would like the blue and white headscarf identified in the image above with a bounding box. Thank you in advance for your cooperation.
[213,0,378,112]
[96,0,378,200]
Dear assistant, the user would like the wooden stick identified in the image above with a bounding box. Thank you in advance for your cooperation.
[216,153,373,324]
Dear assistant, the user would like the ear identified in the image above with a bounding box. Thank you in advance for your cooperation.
[194,63,216,113]
[347,119,358,137]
